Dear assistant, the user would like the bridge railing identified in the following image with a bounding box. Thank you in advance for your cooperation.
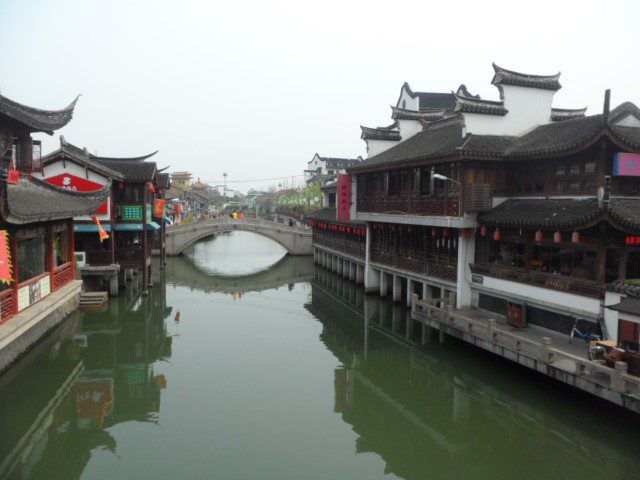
[167,218,311,235]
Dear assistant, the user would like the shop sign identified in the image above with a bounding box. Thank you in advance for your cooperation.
[337,174,351,222]
[471,274,483,285]
[122,205,143,221]
[614,153,640,176]
[146,204,152,222]
[154,199,165,217]
[45,173,109,214]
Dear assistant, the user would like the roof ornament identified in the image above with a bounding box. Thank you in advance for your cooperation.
[603,89,611,123]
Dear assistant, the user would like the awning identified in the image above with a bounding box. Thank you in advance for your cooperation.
[74,224,112,233]
[155,216,173,225]
[114,222,161,232]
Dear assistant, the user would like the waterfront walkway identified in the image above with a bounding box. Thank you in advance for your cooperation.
[412,297,640,413]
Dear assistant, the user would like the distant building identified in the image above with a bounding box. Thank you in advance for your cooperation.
[304,154,362,184]
[171,171,193,188]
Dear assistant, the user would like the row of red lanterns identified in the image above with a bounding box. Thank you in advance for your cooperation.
[480,226,580,244]
[310,220,365,236]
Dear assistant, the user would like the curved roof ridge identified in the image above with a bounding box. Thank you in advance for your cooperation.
[491,63,561,91]
[0,93,79,134]
[90,150,158,162]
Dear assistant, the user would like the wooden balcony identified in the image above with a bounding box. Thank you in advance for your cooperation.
[314,233,365,259]
[463,183,492,213]
[371,245,457,282]
[52,262,74,291]
[356,192,461,217]
[469,263,603,298]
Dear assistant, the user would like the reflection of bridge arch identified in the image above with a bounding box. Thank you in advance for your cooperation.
[165,255,315,294]
[166,219,313,256]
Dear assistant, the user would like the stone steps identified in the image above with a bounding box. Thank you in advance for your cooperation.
[79,291,108,309]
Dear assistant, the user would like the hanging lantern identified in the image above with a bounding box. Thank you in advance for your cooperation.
[464,229,473,239]
[443,229,451,239]
[119,182,124,190]
[432,228,440,236]
[535,230,543,243]
[554,231,562,244]
[480,226,487,237]
[493,229,501,241]
[571,230,580,244]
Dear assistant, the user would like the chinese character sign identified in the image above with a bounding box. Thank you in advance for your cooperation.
[337,174,351,222]
[0,230,12,284]
[154,199,165,217]
[614,153,640,176]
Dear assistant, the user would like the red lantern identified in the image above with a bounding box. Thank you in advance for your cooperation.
[535,230,543,243]
[443,229,451,239]
[464,229,473,239]
[480,226,487,237]
[493,229,501,241]
[554,231,562,244]
[432,228,440,237]
[148,182,155,192]
[119,182,124,189]
[571,231,580,244]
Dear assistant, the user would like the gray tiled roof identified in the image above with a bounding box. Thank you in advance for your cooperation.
[0,94,78,135]
[96,159,157,181]
[41,137,124,179]
[3,176,110,224]
[360,125,401,141]
[491,64,562,91]
[605,296,640,315]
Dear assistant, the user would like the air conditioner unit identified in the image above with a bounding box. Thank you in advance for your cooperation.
[75,251,86,268]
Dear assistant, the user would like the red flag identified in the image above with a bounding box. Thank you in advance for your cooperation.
[154,199,165,217]
[7,170,19,184]
[0,231,12,284]
[91,216,110,243]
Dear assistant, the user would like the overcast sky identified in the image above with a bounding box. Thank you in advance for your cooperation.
[1,0,638,192]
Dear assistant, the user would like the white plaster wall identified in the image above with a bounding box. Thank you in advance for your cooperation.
[37,160,111,222]
[307,154,326,175]
[463,86,555,136]
[398,86,419,110]
[472,275,601,319]
[614,114,640,127]
[456,233,475,308]
[366,139,399,157]
[397,119,422,141]
[603,291,622,342]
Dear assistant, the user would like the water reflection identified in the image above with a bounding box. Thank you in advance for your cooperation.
[308,268,640,480]
[0,277,172,480]
[184,231,287,276]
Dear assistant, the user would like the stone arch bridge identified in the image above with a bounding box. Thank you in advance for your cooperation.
[165,218,313,256]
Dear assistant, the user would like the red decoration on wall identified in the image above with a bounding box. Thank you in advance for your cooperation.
[571,231,580,244]
[480,226,487,237]
[554,231,562,244]
[432,228,440,236]
[7,170,19,184]
[45,173,108,214]
[148,182,156,192]
[493,229,501,241]
[625,236,640,245]
[337,174,351,222]
[443,229,451,238]
[535,230,543,243]
[154,199,165,217]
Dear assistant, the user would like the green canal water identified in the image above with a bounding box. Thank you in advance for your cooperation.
[0,231,639,480]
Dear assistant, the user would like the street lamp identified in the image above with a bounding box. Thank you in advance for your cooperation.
[433,173,461,186]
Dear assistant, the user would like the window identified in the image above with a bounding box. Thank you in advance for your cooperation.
[53,231,70,267]
[420,167,432,194]
[412,169,420,194]
[531,245,596,280]
[17,236,46,283]
[476,238,525,268]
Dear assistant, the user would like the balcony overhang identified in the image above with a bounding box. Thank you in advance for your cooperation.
[354,212,477,228]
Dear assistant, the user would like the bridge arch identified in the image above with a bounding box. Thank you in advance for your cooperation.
[166,219,313,256]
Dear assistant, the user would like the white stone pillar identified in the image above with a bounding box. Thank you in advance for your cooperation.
[392,275,402,303]
[406,278,414,307]
[337,258,343,276]
[349,262,356,281]
[364,224,379,293]
[379,271,388,297]
[456,231,475,308]
[356,264,364,285]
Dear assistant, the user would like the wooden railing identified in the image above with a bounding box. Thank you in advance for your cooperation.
[314,233,365,259]
[412,296,640,392]
[52,262,74,291]
[470,263,603,298]
[371,245,457,282]
[86,250,113,266]
[0,289,14,325]
[357,191,461,217]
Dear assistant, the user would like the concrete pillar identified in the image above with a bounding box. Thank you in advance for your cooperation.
[337,258,343,276]
[456,232,476,308]
[406,278,414,307]
[363,223,378,293]
[422,283,433,301]
[379,271,388,297]
[349,262,355,281]
[108,273,119,297]
[343,260,349,279]
[117,268,126,289]
[332,255,338,273]
[392,275,402,303]
[356,264,364,285]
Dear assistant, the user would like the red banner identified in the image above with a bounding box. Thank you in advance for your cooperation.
[0,231,12,284]
[154,199,165,217]
[45,173,108,214]
[337,174,351,222]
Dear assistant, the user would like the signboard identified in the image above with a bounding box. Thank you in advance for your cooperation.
[17,285,29,311]
[613,153,640,176]
[18,275,52,312]
[122,205,143,221]
[145,204,152,222]
[337,174,351,222]
[154,199,165,218]
[45,173,108,214]
[471,274,483,285]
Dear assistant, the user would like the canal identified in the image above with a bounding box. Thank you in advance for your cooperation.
[0,231,639,479]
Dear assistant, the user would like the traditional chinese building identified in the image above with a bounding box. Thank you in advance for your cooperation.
[0,91,109,365]
[37,138,166,294]
[314,64,640,343]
